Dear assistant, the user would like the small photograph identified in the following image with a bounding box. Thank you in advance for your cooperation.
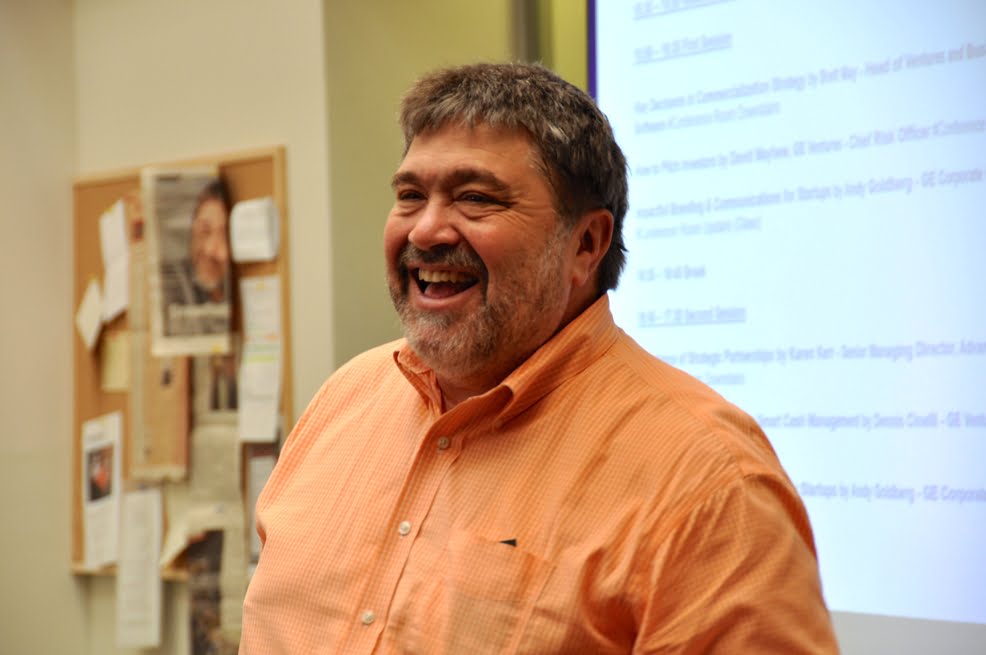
[81,412,122,569]
[206,352,238,411]
[194,335,240,423]
[144,167,233,357]
[86,445,114,502]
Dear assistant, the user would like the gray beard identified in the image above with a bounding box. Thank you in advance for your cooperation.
[395,290,502,377]
[389,229,568,383]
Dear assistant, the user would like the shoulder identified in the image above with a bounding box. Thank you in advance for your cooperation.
[278,339,407,453]
[587,330,780,476]
[303,338,408,414]
[560,330,798,534]
[263,340,416,497]
[329,338,406,383]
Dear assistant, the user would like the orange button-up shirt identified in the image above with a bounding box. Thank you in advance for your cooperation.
[241,296,838,654]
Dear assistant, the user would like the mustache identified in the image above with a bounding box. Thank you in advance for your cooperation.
[398,243,486,274]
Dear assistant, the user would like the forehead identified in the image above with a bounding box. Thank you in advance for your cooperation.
[397,123,540,179]
[194,197,227,224]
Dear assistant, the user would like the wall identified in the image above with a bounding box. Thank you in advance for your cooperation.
[536,0,588,89]
[13,2,962,653]
[71,0,331,652]
[0,1,515,651]
[73,0,334,422]
[0,1,90,652]
[325,0,518,365]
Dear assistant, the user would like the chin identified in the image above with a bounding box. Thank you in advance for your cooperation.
[408,313,497,370]
[195,272,224,291]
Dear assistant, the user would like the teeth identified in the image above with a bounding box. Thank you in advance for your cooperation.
[418,269,471,283]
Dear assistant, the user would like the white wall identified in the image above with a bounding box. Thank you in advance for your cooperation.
[0,1,90,652]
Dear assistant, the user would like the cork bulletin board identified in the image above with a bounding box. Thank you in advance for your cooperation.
[71,147,292,574]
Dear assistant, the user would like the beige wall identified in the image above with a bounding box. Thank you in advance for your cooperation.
[0,1,711,652]
[0,2,630,654]
[325,0,518,365]
[537,0,588,90]
[71,1,331,652]
[0,0,89,652]
[3,2,980,652]
[74,0,334,423]
[0,1,517,653]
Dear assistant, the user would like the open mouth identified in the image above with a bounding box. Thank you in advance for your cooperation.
[413,268,480,299]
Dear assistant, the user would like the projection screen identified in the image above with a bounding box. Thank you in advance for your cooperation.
[591,1,986,651]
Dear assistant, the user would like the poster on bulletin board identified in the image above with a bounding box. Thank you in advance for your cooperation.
[142,166,232,358]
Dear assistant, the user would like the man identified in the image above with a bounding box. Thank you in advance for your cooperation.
[240,63,838,654]
[183,179,232,305]
[189,180,232,303]
[159,179,232,336]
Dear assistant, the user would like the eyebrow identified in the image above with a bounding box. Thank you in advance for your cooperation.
[390,167,512,195]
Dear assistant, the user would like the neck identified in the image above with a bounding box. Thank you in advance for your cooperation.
[426,275,603,411]
[438,385,471,412]
[435,360,516,411]
[435,295,600,412]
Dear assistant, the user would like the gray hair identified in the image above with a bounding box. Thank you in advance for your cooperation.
[399,62,629,293]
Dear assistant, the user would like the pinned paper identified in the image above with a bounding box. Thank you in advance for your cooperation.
[160,482,191,569]
[188,424,243,526]
[116,488,163,649]
[142,166,230,357]
[76,278,104,350]
[100,200,129,321]
[82,411,123,569]
[230,197,279,262]
[238,276,282,443]
[238,345,281,443]
[101,330,131,392]
[242,275,281,339]
[102,259,128,322]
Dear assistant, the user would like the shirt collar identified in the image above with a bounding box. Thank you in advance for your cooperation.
[393,295,620,426]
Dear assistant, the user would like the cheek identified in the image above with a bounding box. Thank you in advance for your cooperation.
[466,232,520,277]
[466,214,555,272]
[383,214,408,271]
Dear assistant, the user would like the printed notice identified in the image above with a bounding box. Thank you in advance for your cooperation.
[238,276,282,443]
[82,411,123,569]
[116,488,163,648]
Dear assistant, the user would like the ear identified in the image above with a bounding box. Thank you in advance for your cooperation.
[569,208,614,291]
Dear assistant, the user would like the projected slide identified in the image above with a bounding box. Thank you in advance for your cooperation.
[596,0,986,624]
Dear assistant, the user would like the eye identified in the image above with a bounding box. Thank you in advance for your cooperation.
[396,188,424,202]
[459,191,498,204]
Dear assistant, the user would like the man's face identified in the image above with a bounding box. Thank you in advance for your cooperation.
[190,197,229,295]
[385,123,577,391]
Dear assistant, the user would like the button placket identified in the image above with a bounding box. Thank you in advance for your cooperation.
[346,426,460,650]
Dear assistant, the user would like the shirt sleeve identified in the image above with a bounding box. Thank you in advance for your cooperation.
[632,475,840,654]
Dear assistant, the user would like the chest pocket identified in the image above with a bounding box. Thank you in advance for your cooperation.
[384,529,554,654]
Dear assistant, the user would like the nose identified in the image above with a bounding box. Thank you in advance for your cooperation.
[204,231,229,262]
[407,199,461,251]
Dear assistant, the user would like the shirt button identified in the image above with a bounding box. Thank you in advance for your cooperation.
[398,520,411,536]
[437,436,451,450]
[361,610,376,625]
